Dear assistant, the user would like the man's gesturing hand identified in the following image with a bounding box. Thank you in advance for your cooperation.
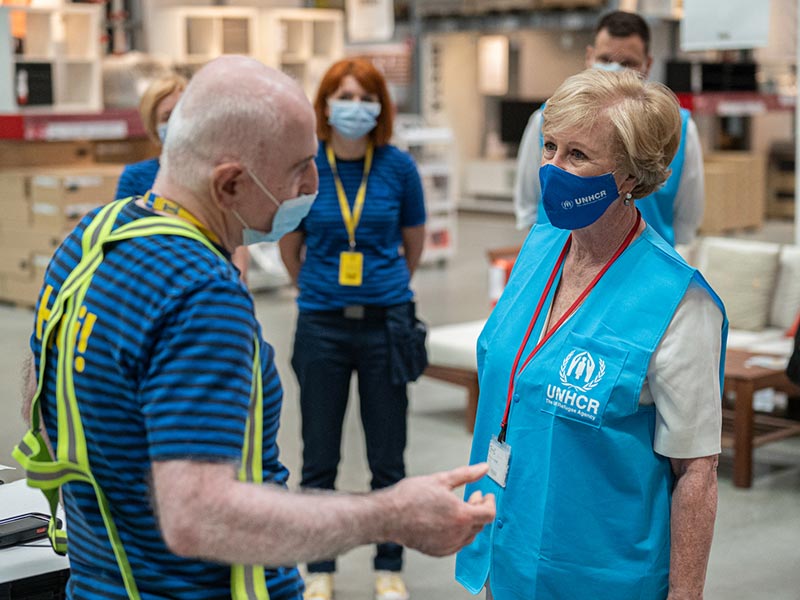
[380,463,495,556]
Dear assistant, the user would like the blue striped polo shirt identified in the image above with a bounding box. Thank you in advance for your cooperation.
[296,142,425,311]
[31,199,303,600]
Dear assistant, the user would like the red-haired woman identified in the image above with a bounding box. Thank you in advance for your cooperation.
[279,58,426,600]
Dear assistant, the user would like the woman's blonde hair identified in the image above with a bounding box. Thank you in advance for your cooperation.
[139,73,188,145]
[542,69,681,199]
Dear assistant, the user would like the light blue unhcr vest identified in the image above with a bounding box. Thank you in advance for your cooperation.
[455,220,727,600]
[537,108,691,247]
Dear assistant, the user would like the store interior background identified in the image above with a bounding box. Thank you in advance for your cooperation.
[1,0,799,598]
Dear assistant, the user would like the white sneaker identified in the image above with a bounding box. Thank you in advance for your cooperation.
[374,571,409,600]
[304,573,334,600]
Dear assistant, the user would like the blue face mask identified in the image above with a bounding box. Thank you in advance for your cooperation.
[328,99,381,140]
[233,168,317,244]
[539,164,620,230]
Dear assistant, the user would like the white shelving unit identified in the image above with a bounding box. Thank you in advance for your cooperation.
[257,8,343,100]
[146,6,259,65]
[394,118,458,265]
[460,159,518,214]
[143,6,343,100]
[0,4,103,113]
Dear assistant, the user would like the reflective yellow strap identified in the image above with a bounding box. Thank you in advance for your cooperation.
[231,339,269,600]
[16,206,270,600]
[239,341,264,485]
[326,142,374,248]
[232,564,269,600]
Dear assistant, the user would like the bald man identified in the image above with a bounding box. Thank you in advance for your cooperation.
[17,56,495,600]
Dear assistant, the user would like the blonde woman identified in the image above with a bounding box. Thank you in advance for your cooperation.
[456,69,727,600]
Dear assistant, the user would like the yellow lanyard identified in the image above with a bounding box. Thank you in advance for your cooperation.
[143,191,222,246]
[326,142,373,249]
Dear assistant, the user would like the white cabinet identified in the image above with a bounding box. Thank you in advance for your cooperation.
[461,159,517,214]
[0,4,103,113]
[144,5,344,101]
[394,118,458,265]
[257,8,344,100]
[146,6,259,65]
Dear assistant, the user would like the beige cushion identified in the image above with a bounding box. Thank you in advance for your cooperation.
[427,320,484,371]
[697,238,780,331]
[770,245,800,329]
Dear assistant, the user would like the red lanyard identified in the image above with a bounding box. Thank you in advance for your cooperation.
[497,211,642,442]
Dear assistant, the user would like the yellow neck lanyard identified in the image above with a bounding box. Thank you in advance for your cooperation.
[325,142,374,249]
[143,191,222,246]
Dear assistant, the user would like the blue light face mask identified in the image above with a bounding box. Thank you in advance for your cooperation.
[592,61,625,72]
[233,168,317,244]
[328,99,381,140]
[539,163,620,230]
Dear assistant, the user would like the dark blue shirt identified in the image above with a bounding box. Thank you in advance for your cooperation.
[115,157,160,199]
[32,199,302,600]
[297,142,425,311]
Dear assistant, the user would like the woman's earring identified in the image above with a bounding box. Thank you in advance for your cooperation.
[623,192,632,206]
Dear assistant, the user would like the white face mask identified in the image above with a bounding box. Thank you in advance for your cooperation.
[232,168,317,245]
[592,61,625,72]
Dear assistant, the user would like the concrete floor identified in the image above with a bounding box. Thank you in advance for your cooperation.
[1,213,799,599]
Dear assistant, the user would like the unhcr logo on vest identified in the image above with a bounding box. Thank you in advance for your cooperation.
[544,349,606,424]
[560,350,605,392]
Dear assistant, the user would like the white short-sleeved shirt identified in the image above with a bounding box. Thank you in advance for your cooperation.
[643,280,724,458]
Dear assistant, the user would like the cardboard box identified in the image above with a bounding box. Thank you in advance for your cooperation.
[538,0,605,7]
[0,141,95,169]
[93,139,159,164]
[29,165,122,232]
[701,152,766,235]
[0,170,31,225]
[1,269,45,308]
[0,246,31,277]
[474,0,539,12]
[0,226,64,255]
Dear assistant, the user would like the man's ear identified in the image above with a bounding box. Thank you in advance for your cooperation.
[210,162,245,210]
[584,44,596,69]
[642,55,654,78]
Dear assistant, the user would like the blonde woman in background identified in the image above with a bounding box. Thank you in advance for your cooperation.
[115,73,249,280]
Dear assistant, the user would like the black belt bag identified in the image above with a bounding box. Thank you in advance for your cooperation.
[385,302,428,386]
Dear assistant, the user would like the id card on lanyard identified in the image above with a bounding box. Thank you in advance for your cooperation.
[326,142,374,287]
[487,212,641,488]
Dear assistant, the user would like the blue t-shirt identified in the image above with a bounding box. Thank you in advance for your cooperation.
[31,199,302,600]
[115,157,160,200]
[296,142,425,311]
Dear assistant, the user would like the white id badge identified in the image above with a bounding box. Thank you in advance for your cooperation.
[487,436,511,488]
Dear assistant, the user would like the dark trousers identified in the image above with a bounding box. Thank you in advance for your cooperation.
[291,310,408,573]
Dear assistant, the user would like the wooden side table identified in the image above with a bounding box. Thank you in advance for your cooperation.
[723,349,800,488]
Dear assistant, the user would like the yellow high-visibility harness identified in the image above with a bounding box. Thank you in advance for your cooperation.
[14,199,270,600]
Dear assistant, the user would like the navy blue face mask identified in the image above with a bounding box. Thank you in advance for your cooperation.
[539,163,620,230]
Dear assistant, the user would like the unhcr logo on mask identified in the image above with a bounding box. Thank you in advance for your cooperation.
[559,350,605,392]
[573,190,607,206]
[561,199,574,210]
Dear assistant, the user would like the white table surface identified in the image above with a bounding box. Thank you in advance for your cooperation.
[0,479,69,584]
